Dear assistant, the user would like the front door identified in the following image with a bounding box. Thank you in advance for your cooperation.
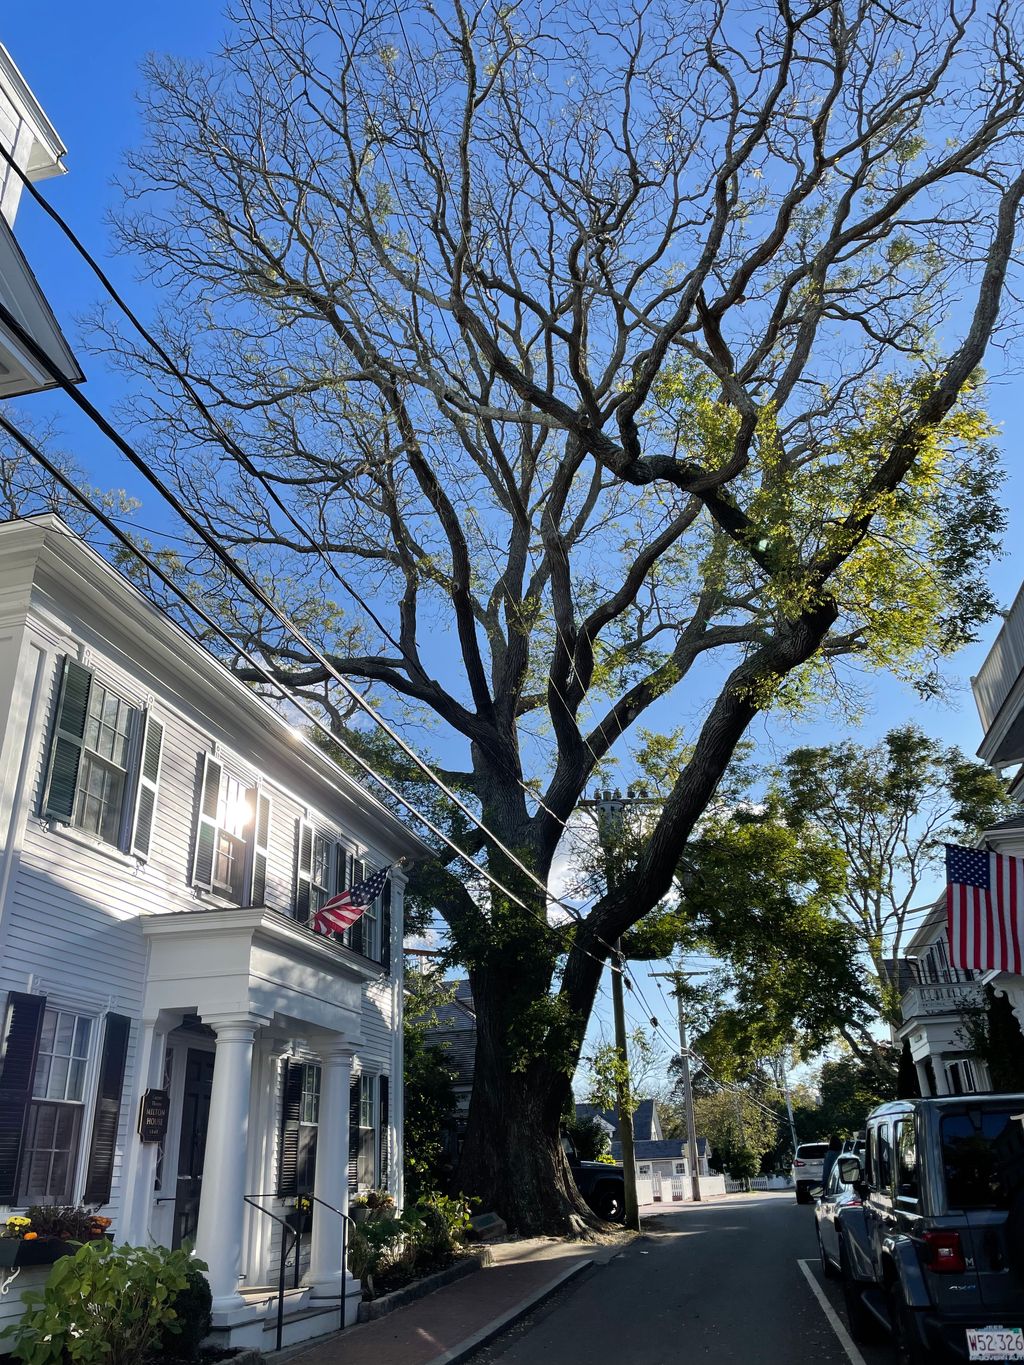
[173,1049,215,1248]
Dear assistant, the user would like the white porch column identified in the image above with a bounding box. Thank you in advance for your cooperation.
[308,1044,356,1298]
[915,1061,932,1098]
[194,1016,260,1313]
[932,1058,951,1095]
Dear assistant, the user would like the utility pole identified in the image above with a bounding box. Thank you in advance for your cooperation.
[778,1055,800,1158]
[580,788,656,1233]
[651,969,702,1202]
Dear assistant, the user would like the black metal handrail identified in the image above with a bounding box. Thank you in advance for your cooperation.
[242,1194,300,1353]
[309,1195,353,1334]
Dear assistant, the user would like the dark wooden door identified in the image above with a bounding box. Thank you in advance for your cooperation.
[173,1049,215,1248]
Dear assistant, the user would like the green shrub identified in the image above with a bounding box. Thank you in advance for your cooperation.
[2,1239,206,1365]
[152,1258,212,1362]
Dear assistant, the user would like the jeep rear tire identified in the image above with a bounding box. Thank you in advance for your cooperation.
[839,1244,885,1344]
[885,1277,929,1365]
[592,1185,625,1223]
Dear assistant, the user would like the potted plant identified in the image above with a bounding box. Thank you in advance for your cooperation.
[285,1195,313,1235]
[0,1206,113,1267]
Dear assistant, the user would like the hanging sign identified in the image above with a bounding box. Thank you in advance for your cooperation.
[138,1088,171,1142]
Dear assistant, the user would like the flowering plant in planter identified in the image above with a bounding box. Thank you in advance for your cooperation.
[0,1207,113,1270]
[285,1195,313,1234]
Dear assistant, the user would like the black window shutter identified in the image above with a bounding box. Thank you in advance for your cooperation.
[277,1061,303,1197]
[381,880,392,972]
[294,820,313,924]
[378,1075,389,1190]
[0,993,46,1203]
[298,1121,318,1196]
[349,860,365,957]
[348,1075,360,1193]
[43,658,92,823]
[83,1013,131,1205]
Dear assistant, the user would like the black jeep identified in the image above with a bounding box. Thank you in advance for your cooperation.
[835,1095,1024,1364]
[561,1133,626,1222]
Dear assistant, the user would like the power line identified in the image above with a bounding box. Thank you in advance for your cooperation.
[0,139,636,969]
[0,289,633,963]
[0,408,622,978]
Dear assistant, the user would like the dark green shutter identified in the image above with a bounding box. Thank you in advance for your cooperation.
[381,880,392,971]
[378,1076,389,1190]
[277,1060,302,1197]
[295,819,313,923]
[130,713,164,859]
[83,1013,130,1205]
[43,658,92,823]
[348,1075,360,1193]
[349,860,365,956]
[0,992,46,1202]
[191,754,222,890]
[249,789,272,907]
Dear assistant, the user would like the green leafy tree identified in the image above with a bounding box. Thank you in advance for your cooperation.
[95,0,1024,1231]
[689,1088,780,1177]
[810,1049,900,1138]
[776,726,1014,1023]
[563,1115,610,1162]
[403,969,459,1201]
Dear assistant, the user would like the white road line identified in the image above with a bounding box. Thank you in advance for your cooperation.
[797,1258,868,1365]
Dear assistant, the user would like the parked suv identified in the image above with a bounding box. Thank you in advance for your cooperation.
[792,1141,829,1204]
[561,1133,626,1223]
[836,1096,1024,1363]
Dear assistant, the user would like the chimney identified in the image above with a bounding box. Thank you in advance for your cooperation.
[0,46,67,228]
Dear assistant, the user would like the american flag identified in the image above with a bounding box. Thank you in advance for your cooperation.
[945,843,1024,974]
[313,865,390,936]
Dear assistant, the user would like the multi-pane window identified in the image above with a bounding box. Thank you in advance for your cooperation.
[296,1063,320,1193]
[311,835,333,915]
[358,1073,376,1187]
[361,891,379,960]
[19,1009,93,1203]
[72,682,134,844]
[212,774,252,902]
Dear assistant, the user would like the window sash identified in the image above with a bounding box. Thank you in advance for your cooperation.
[19,1100,83,1204]
[33,1010,92,1103]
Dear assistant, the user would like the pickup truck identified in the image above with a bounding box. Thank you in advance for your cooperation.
[561,1133,626,1222]
[834,1095,1024,1364]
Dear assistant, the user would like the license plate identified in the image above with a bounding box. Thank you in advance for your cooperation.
[968,1326,1024,1360]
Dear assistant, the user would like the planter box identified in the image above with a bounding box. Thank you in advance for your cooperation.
[284,1210,312,1236]
[0,1239,74,1269]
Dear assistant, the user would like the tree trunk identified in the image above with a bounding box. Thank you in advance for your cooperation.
[455,961,597,1234]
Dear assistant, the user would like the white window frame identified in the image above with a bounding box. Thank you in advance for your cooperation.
[17,1004,100,1207]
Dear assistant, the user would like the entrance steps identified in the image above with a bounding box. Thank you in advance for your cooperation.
[237,1285,346,1351]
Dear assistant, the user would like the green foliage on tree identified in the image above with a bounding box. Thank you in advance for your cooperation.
[800,1050,900,1140]
[688,1088,781,1178]
[960,987,1024,1093]
[403,969,459,1202]
[776,726,1014,1024]
[582,1027,662,1117]
[563,1115,610,1162]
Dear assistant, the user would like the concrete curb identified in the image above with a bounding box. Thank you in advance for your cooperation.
[422,1257,594,1365]
[357,1253,486,1322]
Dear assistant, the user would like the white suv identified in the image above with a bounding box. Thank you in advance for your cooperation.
[791,1142,828,1204]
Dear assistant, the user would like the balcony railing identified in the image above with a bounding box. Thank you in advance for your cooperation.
[973,583,1024,734]
[901,979,984,1022]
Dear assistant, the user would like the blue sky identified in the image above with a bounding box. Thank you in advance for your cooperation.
[5,8,1024,1096]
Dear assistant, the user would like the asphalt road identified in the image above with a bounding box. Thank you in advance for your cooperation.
[473,1191,899,1365]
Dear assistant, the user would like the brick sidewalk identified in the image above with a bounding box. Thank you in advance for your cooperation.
[280,1236,624,1365]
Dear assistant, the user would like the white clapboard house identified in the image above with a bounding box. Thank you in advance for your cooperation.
[0,515,425,1349]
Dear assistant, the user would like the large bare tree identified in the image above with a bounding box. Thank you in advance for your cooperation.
[98,0,1024,1229]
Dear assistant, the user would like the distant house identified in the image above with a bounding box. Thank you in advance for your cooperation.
[574,1099,712,1182]
[417,976,477,1157]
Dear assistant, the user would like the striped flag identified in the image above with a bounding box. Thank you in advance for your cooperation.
[313,865,390,936]
[945,843,1024,974]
